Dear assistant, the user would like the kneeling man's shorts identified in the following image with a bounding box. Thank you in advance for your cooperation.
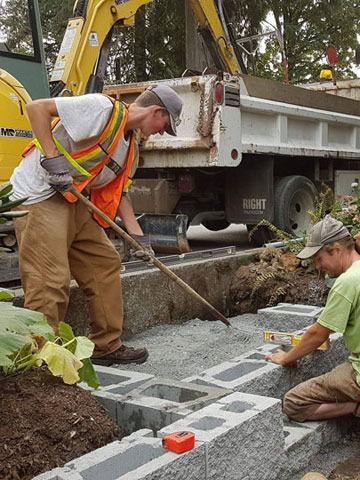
[283,362,360,422]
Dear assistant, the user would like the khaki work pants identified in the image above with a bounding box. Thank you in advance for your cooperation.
[283,362,360,422]
[14,193,123,357]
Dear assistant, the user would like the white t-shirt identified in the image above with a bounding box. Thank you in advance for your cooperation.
[10,94,130,204]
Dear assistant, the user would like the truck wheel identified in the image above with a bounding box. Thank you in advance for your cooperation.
[274,175,317,236]
[202,219,230,231]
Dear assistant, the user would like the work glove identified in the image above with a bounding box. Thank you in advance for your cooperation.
[40,154,73,192]
[129,234,155,264]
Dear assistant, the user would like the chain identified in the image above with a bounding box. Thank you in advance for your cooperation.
[197,80,217,138]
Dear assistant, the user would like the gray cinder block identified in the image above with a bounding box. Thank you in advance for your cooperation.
[81,365,154,395]
[159,392,285,480]
[64,436,206,480]
[256,303,324,332]
[32,468,83,480]
[94,377,230,436]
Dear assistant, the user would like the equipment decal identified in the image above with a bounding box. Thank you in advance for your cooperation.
[0,127,33,138]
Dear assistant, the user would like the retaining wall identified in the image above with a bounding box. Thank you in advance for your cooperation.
[32,304,358,480]
[11,249,260,337]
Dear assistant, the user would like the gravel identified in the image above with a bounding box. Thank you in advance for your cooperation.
[120,313,264,379]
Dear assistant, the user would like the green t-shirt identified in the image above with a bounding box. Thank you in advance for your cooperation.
[317,259,360,385]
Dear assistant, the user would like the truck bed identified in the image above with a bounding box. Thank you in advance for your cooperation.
[104,74,360,168]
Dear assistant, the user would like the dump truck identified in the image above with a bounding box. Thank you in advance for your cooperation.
[104,72,360,245]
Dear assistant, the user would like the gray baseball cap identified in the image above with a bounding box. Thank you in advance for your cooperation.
[147,85,183,136]
[297,217,350,259]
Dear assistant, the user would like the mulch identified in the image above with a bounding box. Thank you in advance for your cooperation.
[0,367,123,480]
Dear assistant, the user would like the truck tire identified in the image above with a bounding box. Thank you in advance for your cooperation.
[274,175,317,236]
[202,219,230,231]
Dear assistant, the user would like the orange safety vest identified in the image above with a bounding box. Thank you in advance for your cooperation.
[22,95,139,228]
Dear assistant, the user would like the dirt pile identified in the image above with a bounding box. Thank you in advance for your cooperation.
[230,247,328,315]
[0,368,122,480]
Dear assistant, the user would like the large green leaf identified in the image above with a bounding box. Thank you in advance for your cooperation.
[0,210,29,218]
[79,358,100,389]
[0,183,12,198]
[0,304,55,340]
[0,332,34,366]
[0,198,28,212]
[58,321,75,344]
[58,321,97,387]
[73,337,94,360]
[36,342,83,384]
[0,288,14,300]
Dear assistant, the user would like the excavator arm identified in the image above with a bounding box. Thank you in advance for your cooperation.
[49,0,153,97]
[188,0,247,74]
[50,0,246,98]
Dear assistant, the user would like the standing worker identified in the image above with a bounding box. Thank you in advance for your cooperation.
[10,85,183,366]
[266,217,360,422]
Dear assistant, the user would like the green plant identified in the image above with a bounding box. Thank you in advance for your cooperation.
[307,183,338,225]
[251,271,276,299]
[0,183,29,252]
[0,303,99,388]
[250,219,306,255]
[267,286,288,307]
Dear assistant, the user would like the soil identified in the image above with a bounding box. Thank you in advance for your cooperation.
[230,247,328,315]
[0,367,123,480]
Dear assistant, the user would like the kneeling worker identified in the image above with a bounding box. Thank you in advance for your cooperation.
[266,217,360,421]
[10,85,183,366]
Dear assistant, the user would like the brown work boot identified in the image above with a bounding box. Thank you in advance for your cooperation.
[91,345,149,366]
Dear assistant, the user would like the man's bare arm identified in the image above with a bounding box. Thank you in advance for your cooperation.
[266,322,333,366]
[26,99,59,158]
[118,194,144,235]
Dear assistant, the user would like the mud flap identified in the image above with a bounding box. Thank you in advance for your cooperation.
[115,213,191,254]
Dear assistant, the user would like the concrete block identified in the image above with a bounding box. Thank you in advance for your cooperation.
[256,303,324,331]
[64,437,207,480]
[159,392,285,480]
[185,330,348,400]
[32,468,83,480]
[94,377,230,436]
[281,423,320,477]
[185,357,290,399]
[288,415,355,446]
[91,390,122,423]
[81,365,153,395]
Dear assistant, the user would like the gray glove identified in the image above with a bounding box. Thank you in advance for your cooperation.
[40,154,73,192]
[130,234,155,263]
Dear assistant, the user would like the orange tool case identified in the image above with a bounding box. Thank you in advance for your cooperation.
[162,431,195,453]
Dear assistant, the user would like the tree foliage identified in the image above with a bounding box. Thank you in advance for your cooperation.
[1,0,360,85]
[240,0,360,83]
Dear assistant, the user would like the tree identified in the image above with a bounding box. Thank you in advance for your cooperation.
[255,0,360,83]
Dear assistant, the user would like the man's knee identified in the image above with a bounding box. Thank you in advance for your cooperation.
[283,391,305,422]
